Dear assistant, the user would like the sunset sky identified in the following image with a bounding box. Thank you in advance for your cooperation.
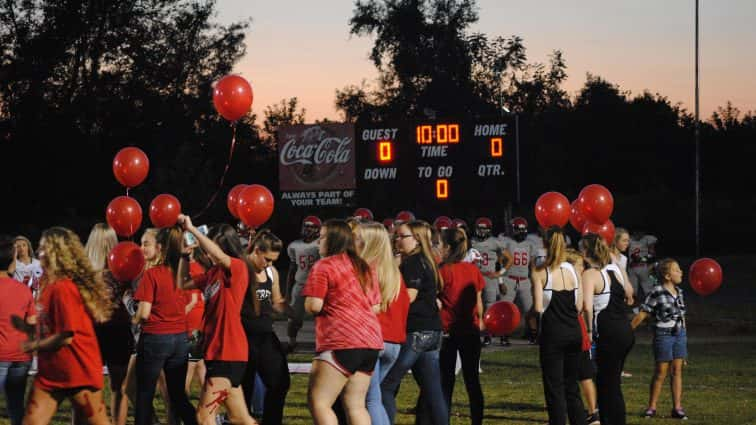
[215,0,756,121]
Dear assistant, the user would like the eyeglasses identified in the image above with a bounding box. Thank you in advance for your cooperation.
[394,234,414,240]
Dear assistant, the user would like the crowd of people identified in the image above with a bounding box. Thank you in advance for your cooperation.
[0,208,691,425]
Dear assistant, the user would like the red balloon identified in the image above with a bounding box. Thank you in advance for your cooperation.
[227,184,248,219]
[582,220,615,245]
[213,75,254,122]
[577,184,614,224]
[237,184,274,228]
[569,200,588,232]
[106,196,143,237]
[535,191,571,228]
[484,301,521,336]
[108,242,146,282]
[113,147,149,188]
[149,194,181,228]
[689,258,723,296]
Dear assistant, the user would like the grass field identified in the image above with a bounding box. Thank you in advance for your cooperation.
[2,256,755,424]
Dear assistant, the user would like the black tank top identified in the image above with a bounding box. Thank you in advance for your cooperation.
[596,269,633,343]
[541,268,581,343]
[241,269,274,334]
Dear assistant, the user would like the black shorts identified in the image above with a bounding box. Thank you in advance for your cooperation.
[577,350,595,381]
[205,361,247,387]
[315,349,379,377]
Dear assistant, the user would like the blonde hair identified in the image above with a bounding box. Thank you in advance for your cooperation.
[655,258,678,283]
[545,226,567,269]
[357,222,401,311]
[141,228,160,268]
[40,227,113,323]
[13,236,35,259]
[404,221,443,290]
[564,248,584,266]
[85,223,118,271]
[611,227,629,254]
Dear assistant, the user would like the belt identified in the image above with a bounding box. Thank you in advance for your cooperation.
[505,275,529,283]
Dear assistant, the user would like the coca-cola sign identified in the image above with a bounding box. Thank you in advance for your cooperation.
[278,123,355,193]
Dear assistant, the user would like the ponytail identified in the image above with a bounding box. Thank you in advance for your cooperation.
[545,226,567,268]
[582,233,612,267]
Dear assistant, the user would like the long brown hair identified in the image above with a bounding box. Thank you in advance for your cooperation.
[156,226,184,275]
[323,219,372,294]
[440,227,468,265]
[40,227,114,323]
[581,233,612,268]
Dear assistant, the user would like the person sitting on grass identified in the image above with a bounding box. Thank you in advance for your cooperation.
[631,258,688,420]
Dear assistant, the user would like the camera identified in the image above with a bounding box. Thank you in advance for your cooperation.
[183,224,208,247]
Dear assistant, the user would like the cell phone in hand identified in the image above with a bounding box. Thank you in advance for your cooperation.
[183,224,209,247]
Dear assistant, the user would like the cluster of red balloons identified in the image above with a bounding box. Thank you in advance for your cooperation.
[484,301,521,336]
[689,258,723,296]
[534,184,615,243]
[213,75,254,122]
[227,184,274,228]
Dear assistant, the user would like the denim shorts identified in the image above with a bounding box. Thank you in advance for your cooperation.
[653,327,687,362]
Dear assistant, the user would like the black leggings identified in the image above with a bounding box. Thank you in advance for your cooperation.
[596,331,635,425]
[539,338,585,425]
[241,331,291,425]
[439,333,483,425]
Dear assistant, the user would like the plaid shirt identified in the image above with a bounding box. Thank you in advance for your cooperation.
[640,284,686,328]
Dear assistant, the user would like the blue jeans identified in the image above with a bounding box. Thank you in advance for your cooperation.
[653,327,688,362]
[381,331,449,425]
[0,361,30,425]
[366,342,401,425]
[136,333,198,425]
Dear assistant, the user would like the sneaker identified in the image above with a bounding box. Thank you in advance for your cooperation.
[528,336,538,345]
[621,370,633,378]
[482,336,492,346]
[500,337,511,347]
[586,410,600,424]
[670,408,688,420]
[643,408,656,418]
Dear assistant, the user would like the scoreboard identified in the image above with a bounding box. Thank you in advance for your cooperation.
[355,117,517,215]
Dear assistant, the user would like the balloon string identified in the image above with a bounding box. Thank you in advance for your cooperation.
[194,123,237,219]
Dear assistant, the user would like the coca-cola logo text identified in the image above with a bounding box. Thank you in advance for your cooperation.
[279,135,352,166]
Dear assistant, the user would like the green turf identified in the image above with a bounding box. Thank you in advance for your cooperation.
[2,338,755,424]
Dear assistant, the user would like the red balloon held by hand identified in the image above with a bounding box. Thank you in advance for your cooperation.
[577,184,614,224]
[113,147,149,188]
[149,194,181,228]
[227,184,248,219]
[582,220,615,245]
[213,75,254,122]
[535,192,570,228]
[108,242,146,282]
[106,196,143,237]
[484,301,521,336]
[688,258,723,296]
[236,184,274,228]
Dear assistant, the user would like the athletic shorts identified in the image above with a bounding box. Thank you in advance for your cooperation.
[315,349,379,377]
[577,350,595,381]
[653,327,687,362]
[205,361,247,387]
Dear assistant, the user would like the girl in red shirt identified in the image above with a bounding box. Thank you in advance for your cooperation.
[177,215,258,425]
[132,226,197,425]
[20,227,113,425]
[303,219,382,425]
[438,227,486,425]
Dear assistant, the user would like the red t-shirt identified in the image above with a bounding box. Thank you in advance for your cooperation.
[36,279,103,391]
[578,314,591,352]
[377,278,410,344]
[302,253,383,352]
[134,266,187,335]
[439,262,486,335]
[0,277,36,362]
[193,258,248,362]
[182,262,206,333]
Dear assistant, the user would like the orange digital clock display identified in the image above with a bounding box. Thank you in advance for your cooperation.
[415,124,460,144]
